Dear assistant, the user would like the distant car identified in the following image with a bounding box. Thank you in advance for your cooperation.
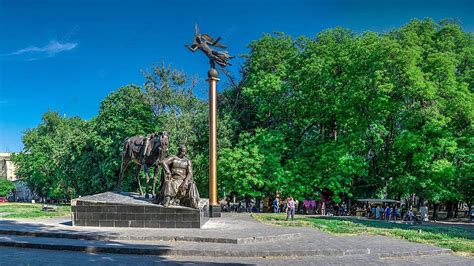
[0,197,8,203]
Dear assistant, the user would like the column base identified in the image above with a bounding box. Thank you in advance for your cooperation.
[208,204,221,218]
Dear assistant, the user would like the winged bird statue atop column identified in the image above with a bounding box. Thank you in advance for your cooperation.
[185,24,234,69]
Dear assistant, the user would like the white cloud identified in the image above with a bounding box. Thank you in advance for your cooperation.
[4,41,77,57]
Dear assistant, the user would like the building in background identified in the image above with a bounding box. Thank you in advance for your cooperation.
[0,152,34,201]
[0,152,17,181]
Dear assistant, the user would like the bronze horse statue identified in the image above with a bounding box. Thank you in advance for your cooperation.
[117,132,169,198]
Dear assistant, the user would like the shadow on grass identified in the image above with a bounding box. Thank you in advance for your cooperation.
[312,216,474,240]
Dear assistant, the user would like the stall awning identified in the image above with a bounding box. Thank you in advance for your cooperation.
[356,198,400,203]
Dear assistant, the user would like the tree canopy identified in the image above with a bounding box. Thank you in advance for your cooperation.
[220,18,473,205]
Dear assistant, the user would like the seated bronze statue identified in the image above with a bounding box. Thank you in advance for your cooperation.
[158,145,200,208]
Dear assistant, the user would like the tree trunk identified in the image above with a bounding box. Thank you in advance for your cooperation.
[245,195,250,211]
[432,203,439,221]
[469,203,472,218]
[408,195,413,210]
[447,201,454,219]
[417,197,423,209]
[320,192,326,215]
[348,199,352,215]
[454,201,459,218]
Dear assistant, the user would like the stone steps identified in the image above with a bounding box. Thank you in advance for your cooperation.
[0,228,302,244]
[0,233,453,258]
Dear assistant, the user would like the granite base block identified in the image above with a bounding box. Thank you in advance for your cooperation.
[208,204,221,218]
[71,192,208,228]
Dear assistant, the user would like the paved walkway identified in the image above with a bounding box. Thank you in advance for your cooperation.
[0,214,306,243]
[0,213,472,264]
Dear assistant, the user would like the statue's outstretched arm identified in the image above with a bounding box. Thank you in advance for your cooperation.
[161,156,173,175]
[185,44,199,52]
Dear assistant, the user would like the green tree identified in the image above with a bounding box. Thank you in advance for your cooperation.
[386,19,474,209]
[0,179,15,197]
[79,84,155,194]
[221,19,473,206]
[219,129,287,199]
[12,111,90,199]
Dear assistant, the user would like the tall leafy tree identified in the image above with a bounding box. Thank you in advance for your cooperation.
[12,111,90,199]
[81,84,155,193]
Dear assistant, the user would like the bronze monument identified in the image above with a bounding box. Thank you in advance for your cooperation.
[117,132,169,199]
[158,145,200,208]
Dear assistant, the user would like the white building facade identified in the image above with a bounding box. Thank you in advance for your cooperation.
[0,152,17,181]
[0,152,35,201]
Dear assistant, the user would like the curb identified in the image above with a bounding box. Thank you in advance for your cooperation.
[0,237,368,257]
[0,229,301,244]
[376,249,453,258]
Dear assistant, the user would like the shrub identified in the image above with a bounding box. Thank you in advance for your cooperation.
[0,179,15,197]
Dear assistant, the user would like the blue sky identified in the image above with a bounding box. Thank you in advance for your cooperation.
[0,0,473,152]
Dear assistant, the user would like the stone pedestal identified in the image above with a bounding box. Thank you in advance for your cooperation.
[71,192,208,228]
[208,204,221,218]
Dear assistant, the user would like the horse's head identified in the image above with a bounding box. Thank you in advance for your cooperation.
[157,131,169,161]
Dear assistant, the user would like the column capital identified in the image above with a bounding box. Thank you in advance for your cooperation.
[208,68,220,80]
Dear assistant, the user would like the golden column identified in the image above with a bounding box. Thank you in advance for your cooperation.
[208,68,220,217]
[185,23,231,217]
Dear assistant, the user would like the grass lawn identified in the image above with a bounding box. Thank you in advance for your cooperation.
[252,213,474,257]
[0,203,70,219]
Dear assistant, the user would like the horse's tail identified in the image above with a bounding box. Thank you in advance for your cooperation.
[124,137,133,158]
[116,138,130,190]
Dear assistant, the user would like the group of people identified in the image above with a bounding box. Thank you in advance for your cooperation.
[273,197,297,221]
[370,205,424,223]
[372,205,401,220]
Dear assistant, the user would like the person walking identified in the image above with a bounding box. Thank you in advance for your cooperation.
[273,198,279,213]
[385,205,391,221]
[286,197,296,221]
